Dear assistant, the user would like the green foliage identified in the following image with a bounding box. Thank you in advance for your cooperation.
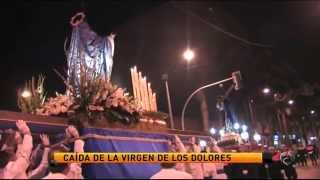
[17,75,46,114]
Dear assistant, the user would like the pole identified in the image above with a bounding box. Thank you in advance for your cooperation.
[165,80,174,129]
[181,77,233,131]
[248,98,255,128]
[162,74,174,129]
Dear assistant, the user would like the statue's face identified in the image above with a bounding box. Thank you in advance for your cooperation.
[109,33,116,39]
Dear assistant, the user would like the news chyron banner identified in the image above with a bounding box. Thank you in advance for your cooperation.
[53,152,264,164]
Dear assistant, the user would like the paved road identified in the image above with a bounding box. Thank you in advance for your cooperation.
[296,162,320,179]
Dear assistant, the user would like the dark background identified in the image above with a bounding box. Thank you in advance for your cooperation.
[1,1,320,131]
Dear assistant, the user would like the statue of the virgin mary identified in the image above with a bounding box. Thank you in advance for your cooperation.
[66,12,116,91]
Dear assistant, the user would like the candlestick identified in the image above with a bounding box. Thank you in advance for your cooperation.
[133,67,140,106]
[147,82,153,111]
[130,68,137,101]
[153,93,157,112]
[138,72,145,109]
[142,77,149,111]
[143,77,150,111]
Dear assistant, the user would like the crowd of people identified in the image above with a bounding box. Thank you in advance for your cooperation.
[0,120,84,179]
[153,136,320,179]
[0,120,319,179]
[257,142,319,179]
[152,135,228,179]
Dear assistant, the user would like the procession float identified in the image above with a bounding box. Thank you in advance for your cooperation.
[0,12,163,178]
[0,12,212,178]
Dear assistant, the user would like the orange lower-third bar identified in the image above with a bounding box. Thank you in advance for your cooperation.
[53,152,263,164]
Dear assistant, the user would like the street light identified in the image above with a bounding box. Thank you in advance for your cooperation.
[310,136,317,140]
[233,122,240,130]
[219,129,225,136]
[253,132,261,143]
[310,110,315,115]
[21,90,31,98]
[183,49,194,62]
[288,99,294,105]
[262,88,271,95]
[180,73,238,130]
[241,124,248,132]
[241,131,249,141]
[199,140,207,147]
[210,128,216,135]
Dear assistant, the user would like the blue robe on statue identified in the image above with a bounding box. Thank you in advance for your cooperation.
[223,99,235,130]
[67,20,115,92]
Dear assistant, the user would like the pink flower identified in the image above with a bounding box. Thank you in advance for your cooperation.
[113,88,124,98]
[88,105,104,111]
[60,106,68,113]
[111,99,118,107]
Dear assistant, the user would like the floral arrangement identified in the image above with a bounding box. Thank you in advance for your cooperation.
[17,75,46,114]
[35,79,141,125]
[218,132,242,147]
[28,62,142,126]
[17,63,166,127]
[35,93,75,116]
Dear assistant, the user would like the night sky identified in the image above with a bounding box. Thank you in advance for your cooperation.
[1,1,320,130]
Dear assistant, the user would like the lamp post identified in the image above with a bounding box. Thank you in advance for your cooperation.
[248,97,255,129]
[162,74,174,129]
[181,77,234,130]
[181,71,242,131]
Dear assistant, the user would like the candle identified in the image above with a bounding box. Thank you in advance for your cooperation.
[147,82,153,111]
[133,67,140,106]
[138,72,144,109]
[130,68,137,101]
[153,93,157,112]
[143,77,150,111]
[142,77,149,111]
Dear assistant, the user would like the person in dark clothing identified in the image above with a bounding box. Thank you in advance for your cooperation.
[314,144,319,160]
[300,148,308,167]
[295,150,303,167]
[269,161,285,179]
[258,163,269,179]
[281,149,298,179]
[269,150,285,179]
[224,163,259,179]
